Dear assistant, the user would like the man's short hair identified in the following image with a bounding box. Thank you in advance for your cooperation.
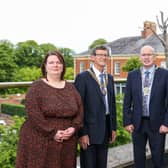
[91,46,109,56]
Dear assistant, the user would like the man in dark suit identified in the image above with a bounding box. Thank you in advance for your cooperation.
[123,45,168,168]
[75,45,117,168]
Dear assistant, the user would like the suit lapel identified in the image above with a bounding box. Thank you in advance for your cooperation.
[136,70,143,102]
[106,75,111,100]
[88,71,106,104]
[150,68,159,100]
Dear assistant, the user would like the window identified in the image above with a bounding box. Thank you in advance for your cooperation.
[114,83,126,94]
[80,62,84,72]
[114,62,120,75]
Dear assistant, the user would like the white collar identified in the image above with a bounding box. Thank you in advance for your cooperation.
[92,65,105,78]
[142,65,155,75]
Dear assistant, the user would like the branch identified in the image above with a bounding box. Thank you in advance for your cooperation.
[160,11,164,25]
[164,17,168,25]
[147,26,167,47]
[156,15,164,32]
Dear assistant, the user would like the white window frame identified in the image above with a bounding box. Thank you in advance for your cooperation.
[114,62,120,75]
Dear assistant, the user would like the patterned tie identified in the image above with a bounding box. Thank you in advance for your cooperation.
[142,71,150,116]
[99,73,106,95]
[99,73,109,114]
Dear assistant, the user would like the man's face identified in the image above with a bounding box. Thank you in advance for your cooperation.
[140,47,156,68]
[91,49,108,69]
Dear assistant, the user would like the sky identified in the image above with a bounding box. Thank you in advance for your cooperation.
[0,0,168,53]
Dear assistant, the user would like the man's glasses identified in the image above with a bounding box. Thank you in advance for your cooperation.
[141,53,154,57]
[95,54,108,57]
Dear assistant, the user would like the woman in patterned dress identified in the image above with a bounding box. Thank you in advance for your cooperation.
[16,51,83,168]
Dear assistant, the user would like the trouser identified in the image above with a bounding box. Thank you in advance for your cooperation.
[132,118,166,168]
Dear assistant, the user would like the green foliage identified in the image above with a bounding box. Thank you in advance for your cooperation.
[13,66,41,82]
[58,47,74,67]
[1,103,26,117]
[7,66,41,94]
[14,40,43,68]
[110,94,131,147]
[122,57,142,72]
[89,38,107,49]
[4,88,28,95]
[0,116,25,168]
[64,55,74,68]
[58,47,75,57]
[64,67,74,80]
[0,40,17,82]
[20,98,25,105]
[39,43,57,57]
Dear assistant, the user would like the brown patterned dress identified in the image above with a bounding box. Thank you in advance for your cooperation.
[15,80,83,168]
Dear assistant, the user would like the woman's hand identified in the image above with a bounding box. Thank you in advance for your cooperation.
[54,130,64,142]
[54,127,75,142]
[61,127,75,140]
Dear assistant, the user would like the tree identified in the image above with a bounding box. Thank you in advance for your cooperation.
[0,40,17,82]
[89,38,107,49]
[13,67,41,82]
[14,40,42,68]
[156,11,168,68]
[58,47,74,67]
[64,67,74,80]
[148,11,168,68]
[58,47,75,57]
[122,57,142,72]
[39,43,57,57]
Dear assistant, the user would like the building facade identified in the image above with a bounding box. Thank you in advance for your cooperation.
[74,21,167,94]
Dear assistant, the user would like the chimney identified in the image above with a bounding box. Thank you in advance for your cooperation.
[141,21,156,38]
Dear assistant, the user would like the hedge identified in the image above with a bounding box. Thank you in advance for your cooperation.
[1,103,26,117]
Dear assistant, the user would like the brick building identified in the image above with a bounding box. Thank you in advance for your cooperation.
[74,21,166,94]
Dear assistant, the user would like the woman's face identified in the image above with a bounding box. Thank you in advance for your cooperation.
[45,55,63,77]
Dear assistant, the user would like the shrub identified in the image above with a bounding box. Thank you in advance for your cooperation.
[1,103,26,117]
[20,98,25,105]
[110,94,131,147]
[0,116,25,168]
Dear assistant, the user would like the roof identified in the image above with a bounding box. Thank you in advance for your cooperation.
[77,35,165,56]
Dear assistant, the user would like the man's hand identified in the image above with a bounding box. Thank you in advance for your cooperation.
[125,124,134,133]
[159,125,168,134]
[79,135,90,150]
[109,131,116,143]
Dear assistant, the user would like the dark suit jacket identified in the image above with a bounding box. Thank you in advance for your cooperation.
[123,67,168,131]
[75,70,116,144]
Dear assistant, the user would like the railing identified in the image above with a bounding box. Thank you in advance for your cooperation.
[0,82,33,88]
[0,81,74,89]
[0,80,126,99]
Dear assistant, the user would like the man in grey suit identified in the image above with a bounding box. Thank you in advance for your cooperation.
[123,45,168,168]
[75,46,117,168]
